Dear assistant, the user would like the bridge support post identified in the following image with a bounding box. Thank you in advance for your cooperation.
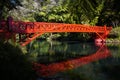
[95,25,110,46]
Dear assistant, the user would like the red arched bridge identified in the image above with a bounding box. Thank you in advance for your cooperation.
[0,17,112,46]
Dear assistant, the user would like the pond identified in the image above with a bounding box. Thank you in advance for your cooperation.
[26,41,120,80]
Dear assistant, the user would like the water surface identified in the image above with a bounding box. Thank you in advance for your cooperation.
[27,41,120,80]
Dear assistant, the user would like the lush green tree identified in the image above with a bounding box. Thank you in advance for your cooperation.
[0,0,22,19]
[9,0,36,21]
[67,0,105,25]
[97,0,120,27]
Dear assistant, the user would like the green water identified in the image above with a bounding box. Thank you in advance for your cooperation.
[27,41,120,80]
[1,41,120,80]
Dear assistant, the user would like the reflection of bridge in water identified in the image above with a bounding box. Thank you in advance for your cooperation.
[33,45,111,77]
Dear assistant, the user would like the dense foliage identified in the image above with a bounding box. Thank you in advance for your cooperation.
[6,0,120,26]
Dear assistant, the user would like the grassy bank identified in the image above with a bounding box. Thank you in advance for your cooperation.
[106,27,120,43]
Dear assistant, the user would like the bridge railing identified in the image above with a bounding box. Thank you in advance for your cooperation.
[10,21,112,33]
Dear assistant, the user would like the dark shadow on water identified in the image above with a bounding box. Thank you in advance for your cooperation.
[0,42,36,80]
[100,57,120,80]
